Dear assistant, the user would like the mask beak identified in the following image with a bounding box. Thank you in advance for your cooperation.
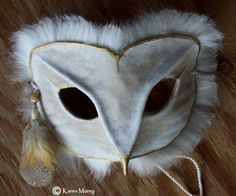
[121,158,129,176]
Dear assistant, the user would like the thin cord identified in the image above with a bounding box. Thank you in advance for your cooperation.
[156,155,203,196]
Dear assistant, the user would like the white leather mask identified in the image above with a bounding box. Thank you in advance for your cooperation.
[12,10,222,187]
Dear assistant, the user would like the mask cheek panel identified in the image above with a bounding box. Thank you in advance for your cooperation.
[31,56,120,161]
[131,45,199,158]
[132,74,195,157]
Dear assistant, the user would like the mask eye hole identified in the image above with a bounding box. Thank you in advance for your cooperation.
[144,78,176,114]
[59,87,98,120]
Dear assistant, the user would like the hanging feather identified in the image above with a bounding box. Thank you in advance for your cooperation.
[19,85,57,187]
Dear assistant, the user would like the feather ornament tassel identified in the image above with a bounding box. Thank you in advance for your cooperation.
[19,85,57,186]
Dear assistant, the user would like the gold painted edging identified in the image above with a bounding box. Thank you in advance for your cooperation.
[28,34,201,164]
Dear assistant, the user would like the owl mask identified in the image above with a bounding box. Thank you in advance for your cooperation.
[12,10,222,187]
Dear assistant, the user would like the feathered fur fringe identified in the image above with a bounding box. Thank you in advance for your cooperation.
[12,10,223,179]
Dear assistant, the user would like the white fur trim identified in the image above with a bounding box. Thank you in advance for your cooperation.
[12,10,223,178]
